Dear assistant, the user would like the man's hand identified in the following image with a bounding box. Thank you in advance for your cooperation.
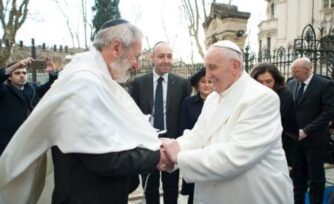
[5,57,34,74]
[299,129,307,141]
[156,147,174,171]
[44,56,56,73]
[160,138,180,164]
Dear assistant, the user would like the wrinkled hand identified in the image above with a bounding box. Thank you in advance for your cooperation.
[157,147,174,171]
[160,138,180,164]
[5,57,34,74]
[44,56,56,73]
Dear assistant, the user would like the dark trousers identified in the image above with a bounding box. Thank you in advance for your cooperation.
[142,169,179,204]
[292,144,325,204]
[181,179,194,204]
[282,136,297,167]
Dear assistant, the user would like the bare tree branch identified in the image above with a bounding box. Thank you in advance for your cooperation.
[53,0,75,47]
[0,0,30,66]
[181,0,206,60]
[17,0,29,28]
[0,1,5,27]
[202,0,207,20]
[81,0,88,49]
[160,15,169,44]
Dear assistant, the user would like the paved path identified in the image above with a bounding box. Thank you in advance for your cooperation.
[130,165,334,203]
[128,177,188,204]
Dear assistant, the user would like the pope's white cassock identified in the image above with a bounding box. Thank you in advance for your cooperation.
[0,48,161,204]
[177,72,293,204]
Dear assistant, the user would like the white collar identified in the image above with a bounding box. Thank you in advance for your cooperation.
[153,69,168,82]
[303,73,313,85]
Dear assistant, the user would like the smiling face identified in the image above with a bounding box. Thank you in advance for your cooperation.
[197,76,213,99]
[151,42,173,76]
[204,47,241,93]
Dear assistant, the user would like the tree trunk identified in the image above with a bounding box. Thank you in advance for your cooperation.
[0,47,12,67]
[0,0,30,66]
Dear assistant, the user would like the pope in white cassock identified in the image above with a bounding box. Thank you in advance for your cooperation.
[0,19,169,204]
[162,40,294,204]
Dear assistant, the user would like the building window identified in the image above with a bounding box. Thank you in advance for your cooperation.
[323,0,334,8]
[267,37,271,53]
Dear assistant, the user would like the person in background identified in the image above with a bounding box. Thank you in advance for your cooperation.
[161,40,293,204]
[130,41,191,204]
[179,67,213,204]
[288,57,334,204]
[0,19,171,204]
[0,57,58,155]
[251,63,298,168]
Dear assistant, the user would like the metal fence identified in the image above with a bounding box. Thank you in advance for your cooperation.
[244,24,334,80]
[27,24,334,84]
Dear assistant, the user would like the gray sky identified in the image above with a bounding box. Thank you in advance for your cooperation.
[13,0,267,63]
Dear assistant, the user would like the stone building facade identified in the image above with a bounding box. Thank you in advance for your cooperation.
[203,3,250,50]
[258,0,334,52]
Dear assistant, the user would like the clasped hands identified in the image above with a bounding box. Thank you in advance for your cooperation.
[156,138,180,171]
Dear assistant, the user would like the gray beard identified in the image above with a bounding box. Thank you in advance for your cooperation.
[111,58,132,83]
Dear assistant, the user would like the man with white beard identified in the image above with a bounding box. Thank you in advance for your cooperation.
[0,19,171,204]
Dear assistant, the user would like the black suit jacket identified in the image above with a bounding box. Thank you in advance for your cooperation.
[0,69,58,155]
[51,146,160,204]
[277,87,299,140]
[288,75,334,146]
[130,72,191,138]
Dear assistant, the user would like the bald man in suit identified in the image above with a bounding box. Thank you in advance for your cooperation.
[130,41,191,204]
[288,57,334,204]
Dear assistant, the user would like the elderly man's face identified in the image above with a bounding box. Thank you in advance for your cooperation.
[126,38,142,70]
[9,67,28,87]
[111,38,142,82]
[204,48,236,93]
[291,63,310,82]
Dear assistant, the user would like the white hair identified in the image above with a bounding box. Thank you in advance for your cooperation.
[93,23,143,50]
[290,57,312,70]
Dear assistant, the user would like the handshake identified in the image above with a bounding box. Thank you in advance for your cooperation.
[156,138,180,171]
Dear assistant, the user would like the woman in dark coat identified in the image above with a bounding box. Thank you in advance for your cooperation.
[251,63,299,167]
[179,68,214,204]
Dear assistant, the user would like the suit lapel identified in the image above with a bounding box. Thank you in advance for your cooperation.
[290,80,298,100]
[166,74,175,111]
[297,76,317,106]
[147,73,154,111]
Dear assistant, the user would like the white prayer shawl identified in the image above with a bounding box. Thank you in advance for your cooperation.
[0,48,161,204]
[177,72,294,204]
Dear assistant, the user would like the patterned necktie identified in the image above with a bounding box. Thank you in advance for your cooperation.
[295,82,305,103]
[154,77,164,130]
